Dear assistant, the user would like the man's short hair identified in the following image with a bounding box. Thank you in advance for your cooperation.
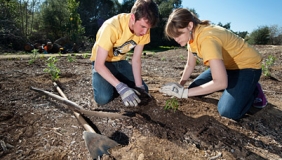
[131,0,159,28]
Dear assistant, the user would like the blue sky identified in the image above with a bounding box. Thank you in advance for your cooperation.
[118,0,282,33]
[182,0,282,33]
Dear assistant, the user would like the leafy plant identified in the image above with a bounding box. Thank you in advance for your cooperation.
[164,97,179,112]
[82,53,90,59]
[67,54,76,62]
[262,55,276,77]
[43,56,60,81]
[28,49,39,64]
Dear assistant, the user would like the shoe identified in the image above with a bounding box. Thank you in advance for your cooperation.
[253,83,268,108]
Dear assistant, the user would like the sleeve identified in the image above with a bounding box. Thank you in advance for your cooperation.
[95,24,118,51]
[200,38,223,65]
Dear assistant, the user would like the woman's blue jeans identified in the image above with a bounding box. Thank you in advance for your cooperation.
[92,60,148,105]
[189,68,261,120]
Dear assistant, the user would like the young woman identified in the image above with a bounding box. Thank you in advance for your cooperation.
[160,8,267,120]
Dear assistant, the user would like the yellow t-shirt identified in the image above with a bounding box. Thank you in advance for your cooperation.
[189,24,262,70]
[90,13,150,62]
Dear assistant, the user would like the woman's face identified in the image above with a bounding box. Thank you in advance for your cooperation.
[173,27,191,46]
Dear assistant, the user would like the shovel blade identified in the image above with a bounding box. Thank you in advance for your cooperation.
[83,131,119,159]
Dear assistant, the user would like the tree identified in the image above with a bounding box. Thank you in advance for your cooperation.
[119,0,134,13]
[146,0,182,48]
[77,0,120,37]
[268,25,282,45]
[40,0,69,41]
[233,31,248,39]
[218,22,231,30]
[248,26,270,45]
[65,0,84,42]
[0,0,25,50]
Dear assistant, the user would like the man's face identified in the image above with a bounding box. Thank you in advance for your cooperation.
[132,18,151,36]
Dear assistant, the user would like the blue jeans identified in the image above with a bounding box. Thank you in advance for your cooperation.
[189,68,261,120]
[92,60,148,105]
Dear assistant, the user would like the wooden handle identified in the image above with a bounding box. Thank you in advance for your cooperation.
[30,86,125,118]
[53,82,96,133]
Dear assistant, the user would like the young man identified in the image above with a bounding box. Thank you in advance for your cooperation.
[90,0,159,107]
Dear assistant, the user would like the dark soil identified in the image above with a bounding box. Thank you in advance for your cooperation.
[0,45,282,160]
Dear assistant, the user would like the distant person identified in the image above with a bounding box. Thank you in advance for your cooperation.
[42,44,48,54]
[160,8,267,120]
[90,0,159,107]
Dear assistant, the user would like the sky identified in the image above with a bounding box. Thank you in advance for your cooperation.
[181,0,282,33]
[118,0,282,33]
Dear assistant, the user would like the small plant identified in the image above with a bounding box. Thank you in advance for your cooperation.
[67,54,76,62]
[28,49,39,64]
[44,56,60,81]
[161,57,166,61]
[262,55,276,77]
[82,53,89,59]
[164,97,179,112]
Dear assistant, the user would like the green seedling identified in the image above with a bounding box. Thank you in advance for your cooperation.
[28,49,39,64]
[82,53,89,59]
[67,54,76,62]
[262,55,276,77]
[44,56,60,81]
[164,97,179,112]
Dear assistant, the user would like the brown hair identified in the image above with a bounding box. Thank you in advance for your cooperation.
[165,8,210,38]
[131,0,159,28]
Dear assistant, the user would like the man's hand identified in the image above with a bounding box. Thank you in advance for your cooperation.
[115,82,141,107]
[134,85,152,98]
[159,82,188,98]
[136,85,146,91]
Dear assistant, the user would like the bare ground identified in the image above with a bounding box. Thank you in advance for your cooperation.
[0,45,282,160]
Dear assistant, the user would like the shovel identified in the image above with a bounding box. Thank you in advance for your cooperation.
[30,83,119,159]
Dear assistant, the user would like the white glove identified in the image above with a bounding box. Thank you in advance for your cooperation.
[159,82,188,98]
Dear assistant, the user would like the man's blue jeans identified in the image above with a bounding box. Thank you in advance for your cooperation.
[189,68,261,120]
[92,60,148,105]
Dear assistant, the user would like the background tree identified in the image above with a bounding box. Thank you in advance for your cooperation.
[65,0,84,42]
[77,0,120,37]
[268,25,282,45]
[146,0,182,48]
[248,26,270,45]
[0,0,25,50]
[119,0,134,13]
[40,0,69,41]
[217,22,231,30]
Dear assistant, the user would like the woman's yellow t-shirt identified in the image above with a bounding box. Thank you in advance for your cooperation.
[189,25,262,70]
[90,13,150,62]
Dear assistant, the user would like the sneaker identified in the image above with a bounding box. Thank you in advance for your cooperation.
[253,83,268,108]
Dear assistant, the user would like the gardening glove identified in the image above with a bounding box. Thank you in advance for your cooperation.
[115,82,141,107]
[159,82,188,98]
[134,85,152,98]
[136,85,146,92]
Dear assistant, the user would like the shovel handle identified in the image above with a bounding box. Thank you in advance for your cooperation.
[53,82,96,133]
